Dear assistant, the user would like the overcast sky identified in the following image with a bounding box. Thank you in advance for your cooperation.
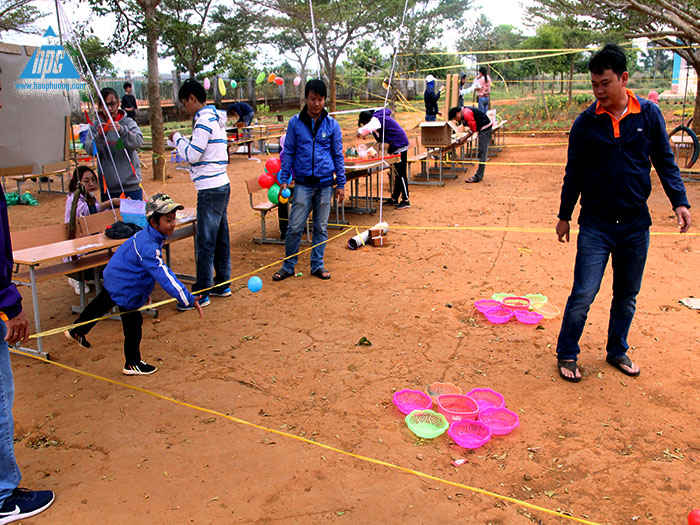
[4,0,535,76]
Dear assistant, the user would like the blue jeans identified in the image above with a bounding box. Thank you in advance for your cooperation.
[473,127,492,181]
[556,219,649,361]
[425,114,437,122]
[195,184,231,296]
[478,96,490,113]
[282,185,332,273]
[0,322,21,504]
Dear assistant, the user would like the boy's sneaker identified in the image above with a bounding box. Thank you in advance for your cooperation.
[210,287,232,298]
[383,198,399,206]
[396,200,411,210]
[64,330,91,349]
[0,487,55,524]
[123,361,157,376]
[177,296,211,311]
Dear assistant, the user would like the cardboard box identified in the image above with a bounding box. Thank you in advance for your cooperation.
[420,121,452,147]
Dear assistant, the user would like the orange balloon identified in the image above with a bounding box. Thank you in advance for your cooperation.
[268,73,276,83]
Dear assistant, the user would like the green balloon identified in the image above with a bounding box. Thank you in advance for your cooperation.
[267,183,280,204]
[306,75,313,81]
[256,72,265,84]
[230,79,237,88]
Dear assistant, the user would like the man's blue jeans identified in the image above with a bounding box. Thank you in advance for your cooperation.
[282,185,332,273]
[0,322,21,504]
[195,184,231,296]
[556,220,649,361]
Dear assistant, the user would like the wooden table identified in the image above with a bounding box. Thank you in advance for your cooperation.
[410,134,473,186]
[342,155,400,218]
[12,211,196,359]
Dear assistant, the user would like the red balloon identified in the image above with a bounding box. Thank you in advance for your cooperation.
[258,172,275,189]
[689,509,700,525]
[275,77,284,86]
[265,157,282,174]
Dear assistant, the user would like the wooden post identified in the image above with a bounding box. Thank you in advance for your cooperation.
[443,73,459,118]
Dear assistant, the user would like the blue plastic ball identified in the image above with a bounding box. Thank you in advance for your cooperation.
[280,188,291,199]
[247,276,263,293]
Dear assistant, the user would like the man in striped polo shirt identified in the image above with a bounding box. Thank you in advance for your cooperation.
[170,80,232,309]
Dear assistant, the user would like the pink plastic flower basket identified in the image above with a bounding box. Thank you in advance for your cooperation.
[425,382,462,402]
[474,299,502,313]
[478,406,520,436]
[393,389,432,415]
[514,309,543,325]
[448,420,492,449]
[501,296,530,311]
[436,394,479,423]
[466,388,505,411]
[484,307,513,324]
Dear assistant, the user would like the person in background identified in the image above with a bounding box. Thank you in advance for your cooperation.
[273,79,345,281]
[84,87,144,202]
[448,105,493,184]
[457,73,468,108]
[475,66,492,113]
[121,82,137,120]
[647,90,659,106]
[423,75,444,121]
[227,102,255,128]
[0,62,56,525]
[555,44,691,382]
[357,109,411,209]
[64,166,120,295]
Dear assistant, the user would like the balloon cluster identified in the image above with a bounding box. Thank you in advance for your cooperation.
[255,72,286,85]
[258,157,290,205]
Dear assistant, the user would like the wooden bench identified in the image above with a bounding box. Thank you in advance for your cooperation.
[245,176,282,244]
[1,162,71,197]
[263,124,286,153]
[406,138,428,181]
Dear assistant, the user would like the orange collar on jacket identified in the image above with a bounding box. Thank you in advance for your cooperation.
[595,88,640,138]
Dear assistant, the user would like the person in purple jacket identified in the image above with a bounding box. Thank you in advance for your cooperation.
[0,65,55,522]
[357,109,411,209]
[555,44,691,382]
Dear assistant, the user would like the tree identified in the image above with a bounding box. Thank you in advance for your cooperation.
[529,0,700,132]
[269,29,314,106]
[159,0,217,79]
[85,0,166,180]
[65,36,115,79]
[238,0,408,112]
[642,47,673,81]
[458,22,528,82]
[0,0,42,36]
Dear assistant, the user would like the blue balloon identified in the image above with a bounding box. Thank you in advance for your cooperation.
[247,276,263,293]
[276,172,285,185]
[281,188,291,199]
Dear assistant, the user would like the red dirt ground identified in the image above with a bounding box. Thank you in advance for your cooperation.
[7,108,700,524]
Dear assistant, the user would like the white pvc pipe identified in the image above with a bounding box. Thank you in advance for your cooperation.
[347,222,389,250]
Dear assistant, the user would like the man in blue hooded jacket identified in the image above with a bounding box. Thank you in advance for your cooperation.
[555,44,691,382]
[423,75,443,121]
[273,79,345,281]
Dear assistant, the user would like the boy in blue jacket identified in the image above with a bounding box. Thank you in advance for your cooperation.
[65,193,204,375]
[273,79,345,281]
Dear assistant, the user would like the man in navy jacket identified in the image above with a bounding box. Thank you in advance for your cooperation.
[555,44,691,382]
[273,80,345,281]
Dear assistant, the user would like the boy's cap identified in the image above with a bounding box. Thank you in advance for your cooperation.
[425,74,436,83]
[145,193,184,218]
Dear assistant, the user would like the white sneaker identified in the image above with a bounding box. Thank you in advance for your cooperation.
[68,278,90,295]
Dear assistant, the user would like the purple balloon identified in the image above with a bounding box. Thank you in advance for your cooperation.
[279,134,286,150]
[279,150,284,163]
